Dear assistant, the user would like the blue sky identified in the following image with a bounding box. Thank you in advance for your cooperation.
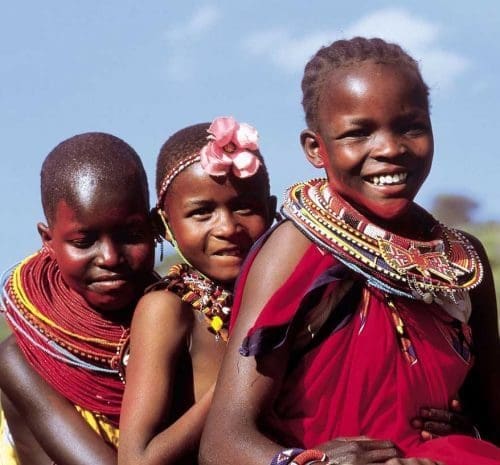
[1,1,499,273]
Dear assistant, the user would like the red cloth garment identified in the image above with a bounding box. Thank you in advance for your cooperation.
[235,242,500,465]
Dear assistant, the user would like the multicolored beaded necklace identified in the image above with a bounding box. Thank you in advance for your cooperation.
[281,179,483,306]
[150,263,233,342]
[0,250,131,426]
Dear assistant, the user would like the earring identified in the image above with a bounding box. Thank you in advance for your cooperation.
[157,209,173,244]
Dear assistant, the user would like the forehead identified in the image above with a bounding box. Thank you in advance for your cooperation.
[164,163,266,207]
[53,182,149,227]
[320,61,428,117]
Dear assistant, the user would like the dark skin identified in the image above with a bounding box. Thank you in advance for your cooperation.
[200,62,499,465]
[118,164,276,465]
[0,336,116,465]
[0,173,155,464]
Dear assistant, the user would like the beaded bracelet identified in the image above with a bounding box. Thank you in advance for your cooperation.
[290,449,327,465]
[270,448,304,465]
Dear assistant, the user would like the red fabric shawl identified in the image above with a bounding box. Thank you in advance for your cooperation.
[232,241,500,465]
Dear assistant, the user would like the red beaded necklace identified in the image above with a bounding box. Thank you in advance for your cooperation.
[1,250,133,426]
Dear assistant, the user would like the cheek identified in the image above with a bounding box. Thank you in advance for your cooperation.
[56,248,89,277]
[127,243,155,269]
[245,217,269,240]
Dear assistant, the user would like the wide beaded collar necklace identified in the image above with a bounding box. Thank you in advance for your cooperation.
[281,179,483,305]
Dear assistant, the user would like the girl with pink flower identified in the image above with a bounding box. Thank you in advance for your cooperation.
[118,117,276,465]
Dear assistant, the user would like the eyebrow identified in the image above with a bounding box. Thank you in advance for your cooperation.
[183,199,213,207]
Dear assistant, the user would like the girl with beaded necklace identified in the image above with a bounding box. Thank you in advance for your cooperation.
[0,132,156,465]
[117,117,276,465]
[200,38,500,465]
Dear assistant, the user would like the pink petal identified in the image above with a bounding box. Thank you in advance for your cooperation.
[234,122,259,150]
[200,143,233,176]
[230,150,261,178]
[208,116,237,147]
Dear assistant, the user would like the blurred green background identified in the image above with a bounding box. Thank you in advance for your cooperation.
[1,194,499,341]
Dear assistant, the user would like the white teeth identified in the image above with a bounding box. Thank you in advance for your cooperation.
[369,172,407,186]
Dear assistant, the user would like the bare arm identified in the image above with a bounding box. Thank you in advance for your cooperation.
[0,335,117,465]
[459,233,500,444]
[200,222,399,465]
[118,290,214,465]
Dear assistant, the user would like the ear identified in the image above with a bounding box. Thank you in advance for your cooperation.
[37,222,56,258]
[155,208,173,244]
[300,129,325,168]
[266,195,278,226]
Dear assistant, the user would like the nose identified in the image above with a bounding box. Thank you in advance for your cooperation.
[371,130,405,159]
[95,237,123,268]
[213,210,240,238]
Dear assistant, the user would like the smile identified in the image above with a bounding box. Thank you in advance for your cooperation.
[213,247,242,257]
[90,275,129,292]
[366,172,408,186]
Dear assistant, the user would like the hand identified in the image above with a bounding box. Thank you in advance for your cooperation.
[385,458,445,465]
[411,398,474,440]
[316,436,400,464]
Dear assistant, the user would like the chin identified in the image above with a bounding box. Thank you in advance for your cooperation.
[359,199,414,223]
[86,294,136,314]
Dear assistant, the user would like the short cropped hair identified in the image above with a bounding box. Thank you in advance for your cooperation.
[41,132,149,225]
[301,37,429,131]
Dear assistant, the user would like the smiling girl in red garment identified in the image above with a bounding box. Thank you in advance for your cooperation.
[118,117,276,465]
[200,38,500,465]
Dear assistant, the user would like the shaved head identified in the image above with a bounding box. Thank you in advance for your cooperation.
[41,132,149,225]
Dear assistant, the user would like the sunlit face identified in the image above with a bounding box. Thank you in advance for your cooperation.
[163,163,273,285]
[304,61,433,227]
[39,185,154,313]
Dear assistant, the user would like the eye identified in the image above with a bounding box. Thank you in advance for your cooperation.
[69,235,96,249]
[403,122,429,136]
[117,227,150,244]
[232,199,264,216]
[188,207,213,221]
[337,127,371,140]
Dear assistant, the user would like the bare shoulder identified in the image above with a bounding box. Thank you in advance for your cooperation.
[133,289,191,327]
[236,221,312,329]
[0,335,27,386]
[250,220,312,286]
[130,289,193,346]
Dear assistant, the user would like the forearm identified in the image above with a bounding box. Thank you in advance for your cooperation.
[0,337,116,465]
[200,410,283,465]
[119,390,212,465]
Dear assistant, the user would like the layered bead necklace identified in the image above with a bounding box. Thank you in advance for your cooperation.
[150,263,233,342]
[0,250,131,426]
[281,179,483,307]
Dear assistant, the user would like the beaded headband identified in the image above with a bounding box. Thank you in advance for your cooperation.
[156,116,261,209]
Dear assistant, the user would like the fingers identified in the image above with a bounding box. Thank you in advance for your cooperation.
[419,408,453,424]
[420,420,453,438]
[385,458,445,465]
[322,438,401,464]
[419,407,472,436]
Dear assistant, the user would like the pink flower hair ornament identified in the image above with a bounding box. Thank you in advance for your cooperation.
[200,116,261,178]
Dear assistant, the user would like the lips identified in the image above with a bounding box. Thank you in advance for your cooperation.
[89,274,130,293]
[212,246,244,258]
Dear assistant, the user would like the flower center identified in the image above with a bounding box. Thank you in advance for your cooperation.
[223,142,236,153]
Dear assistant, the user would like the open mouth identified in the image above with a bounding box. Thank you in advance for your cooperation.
[214,248,242,257]
[366,172,408,186]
